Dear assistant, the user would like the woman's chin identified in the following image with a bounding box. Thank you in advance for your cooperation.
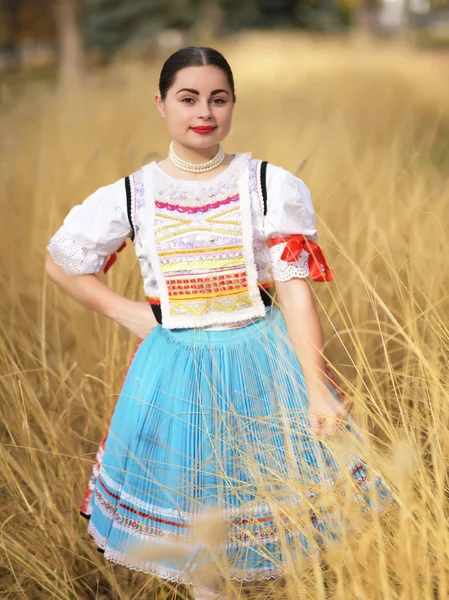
[171,131,230,151]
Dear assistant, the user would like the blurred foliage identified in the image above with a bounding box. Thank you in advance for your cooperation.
[0,0,54,45]
[82,0,358,55]
[84,0,194,52]
[0,0,359,57]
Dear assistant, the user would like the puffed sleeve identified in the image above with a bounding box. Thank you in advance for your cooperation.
[264,166,333,282]
[47,178,132,276]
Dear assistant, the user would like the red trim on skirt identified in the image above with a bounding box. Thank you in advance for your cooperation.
[80,340,142,516]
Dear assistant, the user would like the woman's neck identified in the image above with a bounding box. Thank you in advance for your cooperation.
[157,152,236,182]
[171,141,220,164]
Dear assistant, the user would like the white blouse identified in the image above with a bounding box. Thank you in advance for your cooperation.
[47,152,328,328]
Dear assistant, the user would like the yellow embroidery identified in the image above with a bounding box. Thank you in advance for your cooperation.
[170,287,249,302]
[161,257,244,273]
[158,244,243,257]
[156,226,242,244]
[204,206,241,227]
[155,213,192,234]
[170,294,253,317]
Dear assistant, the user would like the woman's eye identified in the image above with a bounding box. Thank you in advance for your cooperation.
[180,97,226,105]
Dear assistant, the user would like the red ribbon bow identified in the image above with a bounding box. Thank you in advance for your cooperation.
[103,241,127,274]
[268,234,334,282]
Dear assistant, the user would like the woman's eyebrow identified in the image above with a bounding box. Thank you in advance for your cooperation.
[176,88,230,96]
[176,88,199,95]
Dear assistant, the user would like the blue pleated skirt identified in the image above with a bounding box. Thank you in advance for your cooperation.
[83,307,392,583]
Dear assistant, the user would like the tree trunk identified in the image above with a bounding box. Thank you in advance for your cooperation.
[354,0,379,34]
[53,0,85,86]
[0,0,21,69]
[198,0,225,39]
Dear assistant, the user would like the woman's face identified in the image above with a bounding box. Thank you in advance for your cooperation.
[156,65,235,150]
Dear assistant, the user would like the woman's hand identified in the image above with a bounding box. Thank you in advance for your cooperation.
[274,279,353,439]
[45,257,158,339]
[116,300,158,339]
[308,385,348,438]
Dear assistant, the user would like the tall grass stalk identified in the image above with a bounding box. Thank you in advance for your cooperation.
[1,33,448,599]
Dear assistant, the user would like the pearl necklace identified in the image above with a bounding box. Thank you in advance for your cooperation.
[169,141,225,173]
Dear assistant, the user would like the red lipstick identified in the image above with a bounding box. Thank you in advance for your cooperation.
[191,126,216,135]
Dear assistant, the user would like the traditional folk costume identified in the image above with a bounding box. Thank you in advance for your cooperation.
[47,152,392,583]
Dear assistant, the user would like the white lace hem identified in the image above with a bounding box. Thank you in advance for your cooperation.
[86,494,394,584]
[87,521,287,584]
[47,231,106,276]
[268,243,310,282]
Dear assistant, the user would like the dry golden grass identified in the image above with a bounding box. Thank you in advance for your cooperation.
[0,32,448,599]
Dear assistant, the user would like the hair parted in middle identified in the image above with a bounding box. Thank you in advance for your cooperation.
[159,46,236,102]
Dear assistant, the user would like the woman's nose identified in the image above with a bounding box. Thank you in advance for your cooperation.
[197,100,213,119]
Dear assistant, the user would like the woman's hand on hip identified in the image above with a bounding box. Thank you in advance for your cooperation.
[116,300,158,339]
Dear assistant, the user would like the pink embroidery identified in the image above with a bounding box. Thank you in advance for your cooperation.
[155,194,239,214]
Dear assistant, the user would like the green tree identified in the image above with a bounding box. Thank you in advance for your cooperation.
[84,0,193,55]
[259,0,296,25]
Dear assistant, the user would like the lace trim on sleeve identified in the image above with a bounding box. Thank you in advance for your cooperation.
[268,242,309,282]
[47,230,107,275]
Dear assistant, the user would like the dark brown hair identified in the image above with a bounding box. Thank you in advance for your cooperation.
[159,46,236,102]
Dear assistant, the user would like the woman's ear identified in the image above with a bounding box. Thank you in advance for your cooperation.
[155,94,166,118]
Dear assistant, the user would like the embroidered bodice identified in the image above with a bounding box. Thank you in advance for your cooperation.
[47,152,331,329]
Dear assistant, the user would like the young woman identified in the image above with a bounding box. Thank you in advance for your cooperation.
[46,47,392,598]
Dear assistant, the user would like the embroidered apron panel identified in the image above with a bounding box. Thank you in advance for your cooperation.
[141,156,266,329]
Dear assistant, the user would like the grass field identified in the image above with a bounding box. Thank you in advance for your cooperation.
[0,32,448,599]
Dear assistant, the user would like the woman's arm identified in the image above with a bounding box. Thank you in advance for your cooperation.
[45,255,157,339]
[274,277,346,437]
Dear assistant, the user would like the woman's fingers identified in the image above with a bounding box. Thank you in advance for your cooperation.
[308,413,321,435]
[308,385,354,438]
[308,408,345,438]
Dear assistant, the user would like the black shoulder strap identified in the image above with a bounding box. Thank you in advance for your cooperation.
[125,175,135,241]
[260,160,268,216]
